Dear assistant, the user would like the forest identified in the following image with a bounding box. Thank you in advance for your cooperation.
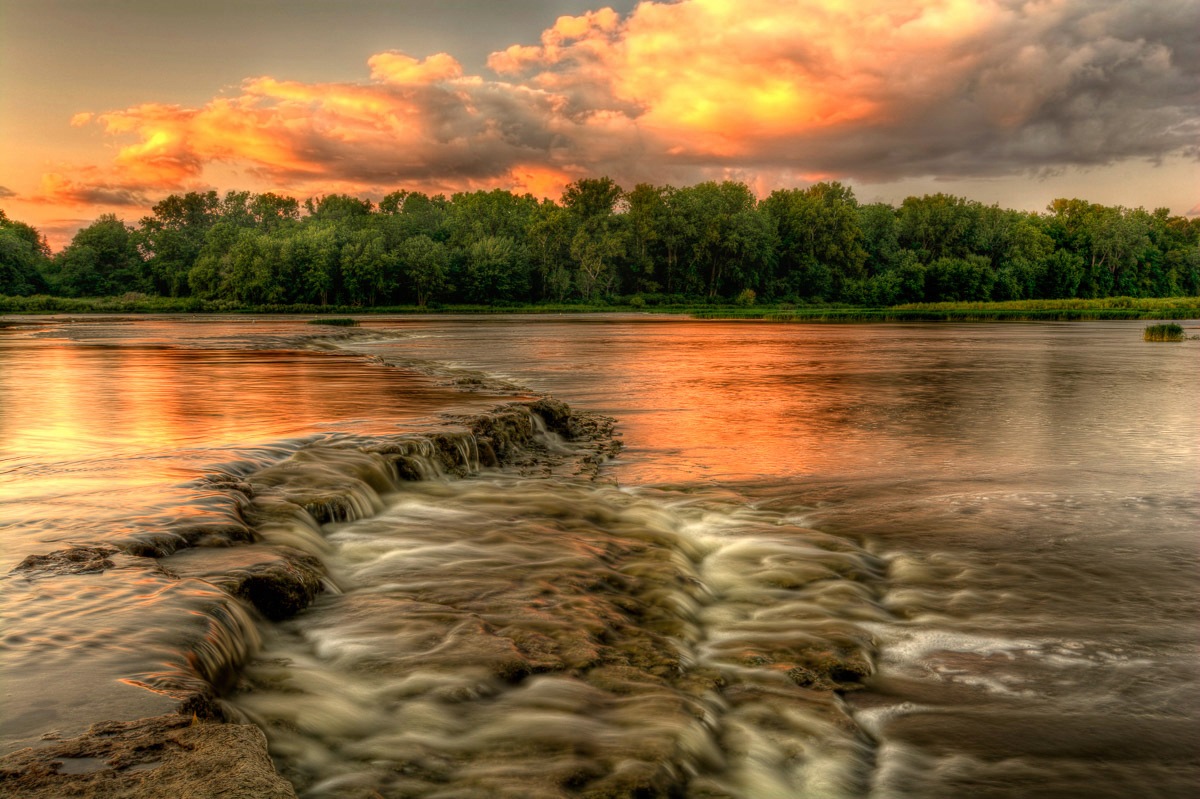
[2,179,1198,308]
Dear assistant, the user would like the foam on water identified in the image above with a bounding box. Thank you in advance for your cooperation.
[226,467,888,798]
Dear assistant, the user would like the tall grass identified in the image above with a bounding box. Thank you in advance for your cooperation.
[1143,323,1185,341]
[3,293,1199,321]
[695,297,1200,322]
[307,317,358,326]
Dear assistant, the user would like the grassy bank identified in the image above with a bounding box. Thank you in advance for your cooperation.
[2,294,1198,321]
[691,297,1200,321]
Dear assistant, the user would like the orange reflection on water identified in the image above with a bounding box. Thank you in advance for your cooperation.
[499,320,889,483]
[0,332,490,566]
[0,341,475,461]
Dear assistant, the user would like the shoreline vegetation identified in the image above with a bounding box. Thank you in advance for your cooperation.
[3,181,1199,315]
[2,294,1198,322]
[1143,322,1186,341]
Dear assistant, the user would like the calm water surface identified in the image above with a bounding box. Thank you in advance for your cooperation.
[1,315,1196,798]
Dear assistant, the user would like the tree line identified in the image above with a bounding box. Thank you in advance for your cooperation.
[3,179,1198,306]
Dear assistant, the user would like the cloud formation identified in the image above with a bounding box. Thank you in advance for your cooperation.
[46,0,1200,205]
[30,171,154,208]
[0,185,16,199]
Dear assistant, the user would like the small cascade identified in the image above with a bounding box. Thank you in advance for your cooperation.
[227,474,890,798]
[121,586,263,712]
[2,398,615,743]
[683,517,889,798]
[5,392,887,797]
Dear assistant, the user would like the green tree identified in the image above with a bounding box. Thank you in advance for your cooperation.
[224,230,288,304]
[137,191,220,296]
[1044,199,1151,297]
[858,202,901,274]
[561,178,628,300]
[924,255,995,302]
[378,190,448,244]
[570,226,624,301]
[462,235,529,302]
[1038,249,1085,299]
[446,189,537,248]
[186,219,245,299]
[0,211,50,295]
[286,224,341,305]
[991,215,1054,300]
[249,192,301,231]
[527,201,574,301]
[623,183,672,292]
[898,194,982,262]
[304,194,374,228]
[1154,210,1200,296]
[398,234,449,307]
[670,181,771,299]
[55,214,145,296]
[763,182,865,299]
[340,229,393,305]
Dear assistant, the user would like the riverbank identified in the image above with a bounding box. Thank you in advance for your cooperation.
[2,294,1199,321]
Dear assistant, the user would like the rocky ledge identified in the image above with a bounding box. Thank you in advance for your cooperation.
[0,398,619,798]
[0,715,295,799]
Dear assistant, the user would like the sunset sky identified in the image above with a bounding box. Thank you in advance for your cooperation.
[2,0,1197,249]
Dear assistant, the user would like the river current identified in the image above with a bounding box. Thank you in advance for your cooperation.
[1,315,1196,798]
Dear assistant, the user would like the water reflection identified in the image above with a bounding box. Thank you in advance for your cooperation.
[2,315,1197,798]
[348,318,1200,489]
[0,324,498,567]
[0,318,503,753]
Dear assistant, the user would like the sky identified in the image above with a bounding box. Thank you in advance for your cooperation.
[2,0,1197,249]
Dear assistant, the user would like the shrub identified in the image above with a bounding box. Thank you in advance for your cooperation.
[1143,323,1184,341]
[308,317,358,326]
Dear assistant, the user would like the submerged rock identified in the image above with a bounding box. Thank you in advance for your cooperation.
[13,546,119,577]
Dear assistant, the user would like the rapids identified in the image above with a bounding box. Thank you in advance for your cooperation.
[1,315,1197,798]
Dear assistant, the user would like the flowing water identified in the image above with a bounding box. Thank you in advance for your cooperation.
[1,315,1196,798]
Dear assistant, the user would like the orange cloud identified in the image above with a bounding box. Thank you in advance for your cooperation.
[35,0,1200,215]
[485,0,1199,175]
[489,0,1007,155]
[489,8,621,74]
[368,51,463,85]
[31,171,154,208]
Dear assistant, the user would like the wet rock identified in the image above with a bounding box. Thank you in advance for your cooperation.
[470,407,536,463]
[430,431,480,476]
[12,546,119,577]
[120,520,258,558]
[196,473,257,498]
[0,714,296,798]
[529,396,574,437]
[245,460,384,525]
[475,438,500,468]
[158,545,325,622]
[789,648,873,691]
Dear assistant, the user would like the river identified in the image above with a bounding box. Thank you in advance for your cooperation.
[1,315,1196,798]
